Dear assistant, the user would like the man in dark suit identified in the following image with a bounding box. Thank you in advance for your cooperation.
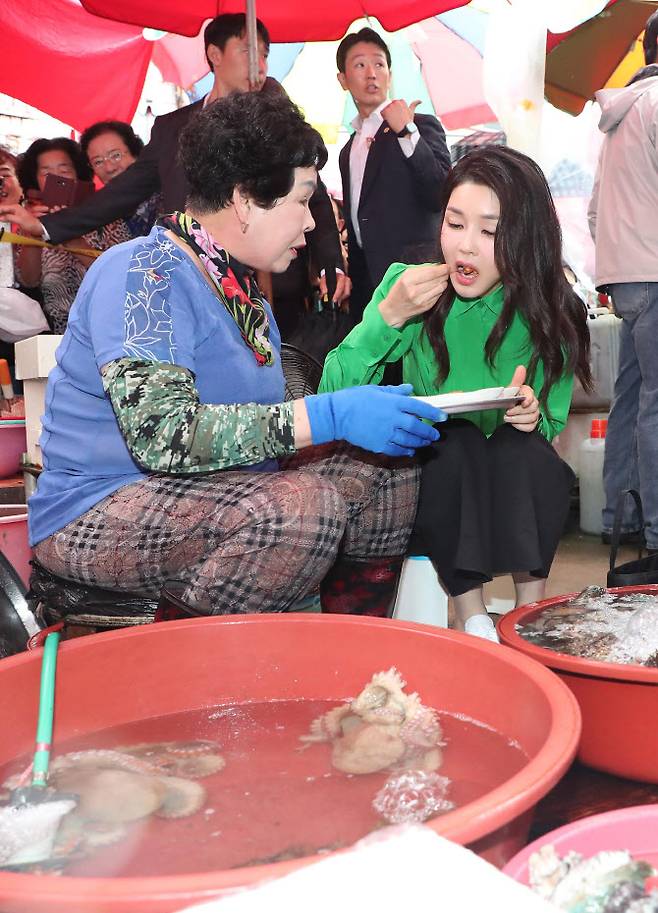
[2,14,347,303]
[337,28,451,321]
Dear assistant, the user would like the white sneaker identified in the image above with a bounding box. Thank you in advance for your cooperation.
[464,614,500,643]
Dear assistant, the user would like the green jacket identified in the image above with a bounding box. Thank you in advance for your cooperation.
[320,262,574,441]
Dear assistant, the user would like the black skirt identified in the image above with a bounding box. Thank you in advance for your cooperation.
[408,419,576,596]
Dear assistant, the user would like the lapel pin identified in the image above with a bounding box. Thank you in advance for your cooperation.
[383,127,390,134]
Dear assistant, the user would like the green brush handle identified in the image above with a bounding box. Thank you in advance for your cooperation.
[32,631,60,789]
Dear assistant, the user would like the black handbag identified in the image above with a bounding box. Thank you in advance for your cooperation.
[285,268,353,365]
[286,300,353,365]
[607,489,658,587]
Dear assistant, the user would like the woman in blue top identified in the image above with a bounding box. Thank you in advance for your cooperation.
[30,91,446,622]
[321,148,593,640]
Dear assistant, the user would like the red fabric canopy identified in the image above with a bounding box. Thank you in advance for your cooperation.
[80,0,471,41]
[1,0,152,132]
[1,0,472,133]
[151,33,209,89]
[0,0,625,135]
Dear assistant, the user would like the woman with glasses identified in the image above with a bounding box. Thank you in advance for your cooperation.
[80,121,162,238]
[6,127,162,335]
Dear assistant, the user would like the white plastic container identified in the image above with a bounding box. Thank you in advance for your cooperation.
[15,334,63,466]
[393,555,448,627]
[579,418,607,535]
[571,310,622,412]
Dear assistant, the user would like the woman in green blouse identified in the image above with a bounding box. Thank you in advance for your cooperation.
[321,147,592,641]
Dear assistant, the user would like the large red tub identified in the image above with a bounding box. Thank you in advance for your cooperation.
[498,585,658,783]
[0,614,580,913]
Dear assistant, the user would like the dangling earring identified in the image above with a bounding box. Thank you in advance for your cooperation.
[240,220,249,234]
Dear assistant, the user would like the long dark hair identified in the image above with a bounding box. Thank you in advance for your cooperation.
[424,146,592,408]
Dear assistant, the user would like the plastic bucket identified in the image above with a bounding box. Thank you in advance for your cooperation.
[393,556,449,626]
[498,585,658,782]
[0,504,30,587]
[0,422,26,479]
[503,804,658,883]
[0,614,581,913]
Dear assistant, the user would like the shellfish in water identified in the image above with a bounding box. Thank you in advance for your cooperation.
[518,588,658,667]
[0,739,225,870]
[528,844,657,911]
[299,668,444,775]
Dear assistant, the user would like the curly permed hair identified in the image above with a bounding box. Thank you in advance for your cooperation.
[179,90,327,214]
[79,120,144,159]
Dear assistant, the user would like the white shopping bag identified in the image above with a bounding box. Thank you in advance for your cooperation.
[0,288,49,343]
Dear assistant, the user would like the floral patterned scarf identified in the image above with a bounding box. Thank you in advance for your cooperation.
[159,211,273,366]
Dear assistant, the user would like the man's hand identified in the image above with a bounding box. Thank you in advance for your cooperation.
[504,365,540,432]
[379,264,450,328]
[0,204,45,238]
[319,272,351,304]
[382,99,421,135]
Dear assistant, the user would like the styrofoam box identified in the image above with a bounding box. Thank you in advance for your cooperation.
[14,335,63,466]
[14,335,61,381]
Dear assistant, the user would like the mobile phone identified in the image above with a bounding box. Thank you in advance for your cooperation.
[41,173,95,208]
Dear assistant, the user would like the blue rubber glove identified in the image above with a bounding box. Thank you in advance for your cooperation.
[305,384,446,457]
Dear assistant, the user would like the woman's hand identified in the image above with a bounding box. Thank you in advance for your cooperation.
[503,365,540,432]
[0,203,45,237]
[379,264,450,329]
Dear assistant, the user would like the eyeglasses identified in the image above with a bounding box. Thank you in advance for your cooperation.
[90,150,127,169]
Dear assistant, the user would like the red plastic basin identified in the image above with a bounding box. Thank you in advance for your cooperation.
[498,585,658,783]
[503,804,658,884]
[0,614,581,913]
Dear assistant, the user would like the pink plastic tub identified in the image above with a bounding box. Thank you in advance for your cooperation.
[0,504,30,586]
[498,586,658,782]
[0,615,581,913]
[0,422,26,478]
[503,804,658,883]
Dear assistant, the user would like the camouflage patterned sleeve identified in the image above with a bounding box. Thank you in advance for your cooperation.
[101,358,296,474]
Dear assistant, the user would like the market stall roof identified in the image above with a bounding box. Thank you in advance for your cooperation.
[79,0,471,41]
[2,0,152,132]
[0,0,472,133]
[1,0,651,135]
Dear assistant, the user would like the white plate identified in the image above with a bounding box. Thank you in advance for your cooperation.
[414,386,523,414]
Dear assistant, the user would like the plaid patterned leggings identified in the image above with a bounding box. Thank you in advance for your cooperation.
[34,446,419,615]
